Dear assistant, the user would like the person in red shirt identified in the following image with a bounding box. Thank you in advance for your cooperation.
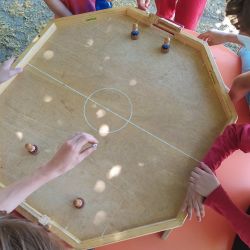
[185,124,250,248]
[137,0,207,30]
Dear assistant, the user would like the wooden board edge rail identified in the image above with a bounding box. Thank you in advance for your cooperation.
[0,21,57,96]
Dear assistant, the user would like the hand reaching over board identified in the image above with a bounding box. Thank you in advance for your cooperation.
[182,183,205,222]
[0,57,23,84]
[198,29,242,46]
[0,132,98,213]
[43,132,98,178]
[189,163,220,197]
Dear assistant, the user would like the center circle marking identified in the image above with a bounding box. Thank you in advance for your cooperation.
[83,88,133,134]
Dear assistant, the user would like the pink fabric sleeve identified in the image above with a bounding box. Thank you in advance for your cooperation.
[202,124,250,171]
[61,0,95,14]
[201,124,250,246]
[205,186,250,247]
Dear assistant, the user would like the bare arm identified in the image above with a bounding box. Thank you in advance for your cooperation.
[44,0,72,17]
[198,29,243,46]
[0,133,98,213]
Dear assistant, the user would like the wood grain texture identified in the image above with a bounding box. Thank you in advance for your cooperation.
[0,7,236,249]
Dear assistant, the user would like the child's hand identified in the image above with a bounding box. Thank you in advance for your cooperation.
[137,0,150,11]
[0,57,23,84]
[43,132,98,178]
[189,162,220,197]
[182,185,205,222]
[198,29,234,46]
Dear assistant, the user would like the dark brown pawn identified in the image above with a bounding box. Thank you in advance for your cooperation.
[25,143,39,155]
[73,198,85,209]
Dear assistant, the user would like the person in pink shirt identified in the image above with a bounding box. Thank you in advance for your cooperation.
[137,0,207,30]
[44,0,112,17]
[184,124,250,248]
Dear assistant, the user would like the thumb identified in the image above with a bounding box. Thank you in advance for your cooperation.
[80,146,97,160]
[200,162,213,174]
[9,68,23,77]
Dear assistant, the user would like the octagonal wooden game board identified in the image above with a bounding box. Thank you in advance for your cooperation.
[0,7,236,249]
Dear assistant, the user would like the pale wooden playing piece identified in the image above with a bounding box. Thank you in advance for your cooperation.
[132,23,138,31]
[25,143,35,152]
[164,37,171,45]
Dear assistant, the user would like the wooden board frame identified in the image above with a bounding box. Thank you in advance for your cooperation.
[0,7,236,250]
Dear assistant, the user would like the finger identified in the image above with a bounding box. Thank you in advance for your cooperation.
[69,132,84,143]
[71,132,98,145]
[198,201,205,218]
[197,34,208,40]
[187,201,193,220]
[77,136,98,152]
[83,133,98,144]
[3,57,15,69]
[200,162,214,174]
[181,197,188,212]
[193,200,201,222]
[193,167,207,175]
[191,171,200,179]
[9,68,23,77]
[145,0,150,8]
[80,145,97,159]
[198,31,210,38]
[189,176,196,184]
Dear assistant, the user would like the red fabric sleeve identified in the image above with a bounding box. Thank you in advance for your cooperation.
[205,186,250,247]
[202,124,250,171]
[201,124,250,246]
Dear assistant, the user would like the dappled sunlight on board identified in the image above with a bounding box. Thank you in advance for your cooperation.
[99,124,110,137]
[93,210,107,226]
[43,94,53,103]
[96,109,106,119]
[15,131,23,141]
[129,79,137,86]
[94,180,106,193]
[84,38,94,47]
[104,55,110,61]
[107,165,122,180]
[138,162,145,167]
[43,50,54,60]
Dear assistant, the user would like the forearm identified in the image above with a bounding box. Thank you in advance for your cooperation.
[202,125,239,171]
[205,186,250,247]
[225,33,243,45]
[0,164,57,213]
[44,0,72,17]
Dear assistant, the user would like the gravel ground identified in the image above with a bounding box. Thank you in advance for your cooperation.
[0,0,237,62]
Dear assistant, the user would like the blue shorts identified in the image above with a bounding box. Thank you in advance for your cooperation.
[238,47,250,105]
